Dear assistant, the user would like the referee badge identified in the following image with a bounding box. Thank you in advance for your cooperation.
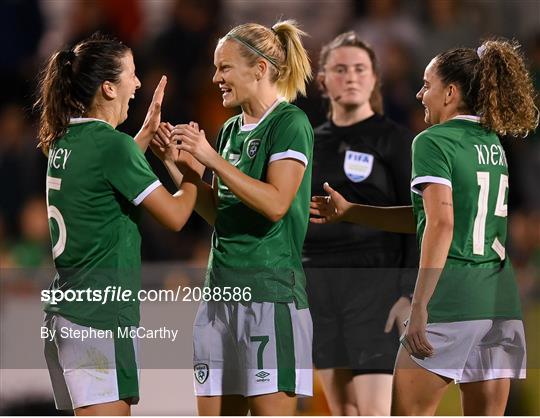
[343,151,374,182]
[194,363,209,384]
[246,139,261,159]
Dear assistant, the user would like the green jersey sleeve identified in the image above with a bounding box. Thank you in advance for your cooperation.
[100,132,160,205]
[411,129,453,195]
[214,124,228,155]
[267,111,313,167]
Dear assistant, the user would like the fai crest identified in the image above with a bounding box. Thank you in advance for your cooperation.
[343,151,374,182]
[246,139,261,159]
[194,363,209,384]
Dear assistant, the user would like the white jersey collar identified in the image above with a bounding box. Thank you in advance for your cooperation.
[451,115,480,123]
[69,117,113,127]
[240,97,286,132]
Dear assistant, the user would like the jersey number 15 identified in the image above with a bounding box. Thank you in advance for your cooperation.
[473,172,508,259]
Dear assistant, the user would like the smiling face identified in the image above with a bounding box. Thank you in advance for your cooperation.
[212,39,259,108]
[321,46,376,111]
[113,51,141,124]
[416,58,448,125]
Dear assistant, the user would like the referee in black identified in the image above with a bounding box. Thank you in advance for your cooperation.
[303,32,419,415]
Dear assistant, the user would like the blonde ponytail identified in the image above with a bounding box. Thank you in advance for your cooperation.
[271,20,312,101]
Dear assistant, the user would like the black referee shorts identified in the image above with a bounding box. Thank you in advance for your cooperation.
[304,249,402,375]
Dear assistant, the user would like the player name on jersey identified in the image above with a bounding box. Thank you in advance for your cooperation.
[474,144,507,167]
[48,146,72,170]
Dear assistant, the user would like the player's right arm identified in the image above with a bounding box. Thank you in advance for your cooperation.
[401,182,453,358]
[310,182,416,234]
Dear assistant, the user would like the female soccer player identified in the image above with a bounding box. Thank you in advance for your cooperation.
[302,31,418,416]
[152,20,313,415]
[36,33,202,415]
[310,39,538,415]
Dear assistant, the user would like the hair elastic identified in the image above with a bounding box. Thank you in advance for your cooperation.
[476,44,487,58]
[226,33,280,69]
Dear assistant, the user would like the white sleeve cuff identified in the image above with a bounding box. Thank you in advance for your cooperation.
[411,176,452,196]
[132,179,161,205]
[269,150,308,166]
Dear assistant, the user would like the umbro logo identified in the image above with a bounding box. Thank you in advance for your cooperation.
[255,370,270,382]
[255,370,270,379]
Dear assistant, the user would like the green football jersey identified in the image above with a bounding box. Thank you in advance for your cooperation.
[206,100,314,308]
[44,119,160,329]
[411,116,521,322]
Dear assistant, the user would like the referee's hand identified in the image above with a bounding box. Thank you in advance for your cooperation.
[310,182,349,224]
[384,296,411,335]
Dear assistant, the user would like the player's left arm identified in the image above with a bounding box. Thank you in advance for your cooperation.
[401,183,453,358]
[211,155,306,222]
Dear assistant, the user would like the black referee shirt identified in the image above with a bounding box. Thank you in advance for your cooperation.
[303,113,419,295]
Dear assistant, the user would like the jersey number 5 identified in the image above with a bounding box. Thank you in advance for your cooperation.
[46,176,67,259]
[473,172,508,258]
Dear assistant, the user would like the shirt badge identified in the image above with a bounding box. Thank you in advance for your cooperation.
[246,139,261,159]
[343,151,374,182]
[194,363,209,384]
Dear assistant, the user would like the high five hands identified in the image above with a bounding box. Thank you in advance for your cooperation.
[171,123,218,169]
[150,122,176,161]
[310,182,352,224]
[135,76,167,149]
[150,121,205,177]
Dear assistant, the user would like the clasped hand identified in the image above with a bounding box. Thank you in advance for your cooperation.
[150,122,205,177]
[171,123,217,169]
